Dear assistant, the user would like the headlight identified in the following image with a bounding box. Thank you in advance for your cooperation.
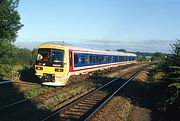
[55,68,63,72]
[36,66,43,70]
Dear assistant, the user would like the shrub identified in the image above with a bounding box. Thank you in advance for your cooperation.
[0,64,14,80]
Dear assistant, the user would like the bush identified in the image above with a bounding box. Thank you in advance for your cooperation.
[18,66,37,82]
[158,40,180,109]
[0,64,14,80]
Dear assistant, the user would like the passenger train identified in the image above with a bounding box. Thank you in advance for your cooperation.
[35,42,137,86]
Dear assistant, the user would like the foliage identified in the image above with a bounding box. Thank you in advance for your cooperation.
[117,49,127,52]
[151,52,165,62]
[0,41,17,64]
[0,47,37,80]
[0,64,14,79]
[0,0,23,43]
[24,85,55,98]
[31,48,38,63]
[18,66,37,82]
[0,0,39,83]
[158,40,180,109]
[16,48,37,65]
[137,55,147,62]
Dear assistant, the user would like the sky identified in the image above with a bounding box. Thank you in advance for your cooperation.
[15,0,180,53]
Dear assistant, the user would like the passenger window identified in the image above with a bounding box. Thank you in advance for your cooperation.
[108,56,111,62]
[81,56,85,64]
[104,56,108,62]
[93,56,96,63]
[96,56,98,62]
[90,56,93,63]
[85,56,89,64]
[74,55,79,64]
[102,56,104,62]
[98,56,102,62]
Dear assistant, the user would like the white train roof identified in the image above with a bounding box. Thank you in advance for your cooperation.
[38,41,137,57]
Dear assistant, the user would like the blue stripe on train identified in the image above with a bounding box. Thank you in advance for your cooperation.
[74,53,135,67]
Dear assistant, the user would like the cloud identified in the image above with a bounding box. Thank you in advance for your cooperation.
[82,39,123,44]
[15,38,173,53]
[75,39,173,53]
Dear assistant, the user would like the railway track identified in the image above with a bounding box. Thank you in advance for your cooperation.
[0,80,13,85]
[41,66,145,121]
[0,64,147,121]
[0,64,141,111]
[0,81,38,107]
[0,80,86,111]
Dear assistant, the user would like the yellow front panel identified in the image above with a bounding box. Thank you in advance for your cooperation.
[35,66,65,76]
[35,44,68,77]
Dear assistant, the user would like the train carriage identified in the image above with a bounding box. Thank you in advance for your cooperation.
[35,42,137,86]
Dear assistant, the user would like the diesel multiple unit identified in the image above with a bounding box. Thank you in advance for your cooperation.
[35,43,137,86]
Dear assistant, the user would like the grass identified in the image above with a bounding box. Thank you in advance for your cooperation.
[23,85,58,98]
[37,82,94,110]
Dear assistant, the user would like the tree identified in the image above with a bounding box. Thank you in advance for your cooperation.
[31,48,37,63]
[117,49,127,52]
[0,0,23,43]
[159,40,180,109]
[151,52,165,61]
[105,49,110,51]
[137,55,147,62]
[15,48,32,65]
[0,41,17,64]
[0,0,23,65]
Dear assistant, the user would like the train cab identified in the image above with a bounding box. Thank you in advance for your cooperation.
[35,44,69,86]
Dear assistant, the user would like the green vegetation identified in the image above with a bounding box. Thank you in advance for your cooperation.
[160,40,180,105]
[117,49,127,52]
[38,83,94,110]
[0,0,38,81]
[24,85,56,98]
[151,52,165,62]
[137,55,147,62]
[0,0,23,43]
[154,40,180,117]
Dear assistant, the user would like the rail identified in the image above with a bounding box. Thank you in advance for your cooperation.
[41,66,145,121]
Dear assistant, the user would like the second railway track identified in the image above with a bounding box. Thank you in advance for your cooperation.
[0,64,148,121]
[41,66,145,121]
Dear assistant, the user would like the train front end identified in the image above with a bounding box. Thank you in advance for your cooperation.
[35,44,69,86]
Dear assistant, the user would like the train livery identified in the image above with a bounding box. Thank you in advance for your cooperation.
[35,42,137,86]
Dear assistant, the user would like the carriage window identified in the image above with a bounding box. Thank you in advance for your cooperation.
[104,56,108,62]
[74,54,79,64]
[93,56,96,63]
[98,56,102,62]
[81,56,85,64]
[90,55,93,63]
[108,56,111,62]
[85,56,89,64]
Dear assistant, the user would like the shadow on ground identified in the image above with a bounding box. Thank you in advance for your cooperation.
[18,66,39,84]
[0,83,52,121]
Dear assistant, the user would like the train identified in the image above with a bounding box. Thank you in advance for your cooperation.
[35,42,137,86]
